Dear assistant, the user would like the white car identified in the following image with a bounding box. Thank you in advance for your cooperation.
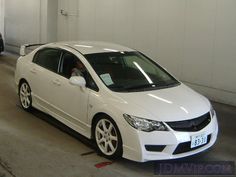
[15,41,218,162]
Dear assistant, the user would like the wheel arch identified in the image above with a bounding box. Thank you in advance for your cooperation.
[19,78,29,88]
[91,112,110,139]
[91,112,123,158]
[91,112,122,142]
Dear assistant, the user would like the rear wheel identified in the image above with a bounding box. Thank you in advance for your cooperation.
[19,81,32,111]
[93,115,123,159]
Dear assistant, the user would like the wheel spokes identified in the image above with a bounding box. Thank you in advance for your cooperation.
[108,123,113,133]
[26,97,30,105]
[20,90,25,96]
[22,84,27,92]
[108,141,115,152]
[110,135,118,141]
[104,141,109,153]
[98,137,105,144]
[97,127,104,136]
[101,120,108,131]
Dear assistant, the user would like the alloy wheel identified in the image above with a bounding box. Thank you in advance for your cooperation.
[19,82,32,110]
[95,119,119,156]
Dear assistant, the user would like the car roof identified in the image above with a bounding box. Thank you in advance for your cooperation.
[56,41,135,55]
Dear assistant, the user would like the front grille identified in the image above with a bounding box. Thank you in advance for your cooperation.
[173,134,211,155]
[166,112,211,132]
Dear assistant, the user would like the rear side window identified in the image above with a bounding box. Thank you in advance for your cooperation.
[33,48,62,73]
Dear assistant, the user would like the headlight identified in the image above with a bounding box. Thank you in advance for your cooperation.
[123,114,168,132]
[210,106,216,118]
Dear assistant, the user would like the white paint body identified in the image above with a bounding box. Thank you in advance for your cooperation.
[15,41,218,162]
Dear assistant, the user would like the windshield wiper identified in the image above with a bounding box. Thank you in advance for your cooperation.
[109,81,180,92]
[108,84,127,91]
[125,81,180,91]
[125,83,158,90]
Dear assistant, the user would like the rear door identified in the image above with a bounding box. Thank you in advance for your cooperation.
[28,48,62,110]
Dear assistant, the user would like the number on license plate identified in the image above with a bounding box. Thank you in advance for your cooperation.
[191,134,208,148]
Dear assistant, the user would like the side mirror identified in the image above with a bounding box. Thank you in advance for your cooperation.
[69,76,86,87]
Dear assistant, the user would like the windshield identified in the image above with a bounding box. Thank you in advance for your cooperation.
[85,52,180,92]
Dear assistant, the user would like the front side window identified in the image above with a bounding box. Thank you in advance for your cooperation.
[59,52,79,79]
[59,51,99,91]
[85,52,180,92]
[33,48,61,73]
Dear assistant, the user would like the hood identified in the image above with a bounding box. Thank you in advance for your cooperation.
[111,84,210,122]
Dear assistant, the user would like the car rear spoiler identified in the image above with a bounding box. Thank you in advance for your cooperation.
[20,43,45,56]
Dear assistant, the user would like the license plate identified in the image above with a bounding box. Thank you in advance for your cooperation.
[191,134,208,148]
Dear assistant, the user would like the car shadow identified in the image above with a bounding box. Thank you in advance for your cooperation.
[29,107,97,152]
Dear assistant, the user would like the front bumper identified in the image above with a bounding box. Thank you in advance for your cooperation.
[122,114,218,162]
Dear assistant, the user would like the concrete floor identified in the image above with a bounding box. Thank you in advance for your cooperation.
[0,52,235,177]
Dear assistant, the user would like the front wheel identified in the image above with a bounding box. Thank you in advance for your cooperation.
[94,116,123,159]
[19,81,32,111]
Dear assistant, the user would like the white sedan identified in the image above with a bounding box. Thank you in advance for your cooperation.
[15,41,218,162]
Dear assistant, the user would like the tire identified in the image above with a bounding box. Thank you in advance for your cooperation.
[93,115,123,159]
[19,81,33,111]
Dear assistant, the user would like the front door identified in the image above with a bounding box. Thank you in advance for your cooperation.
[49,51,90,134]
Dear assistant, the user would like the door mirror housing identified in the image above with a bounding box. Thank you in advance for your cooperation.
[69,76,86,87]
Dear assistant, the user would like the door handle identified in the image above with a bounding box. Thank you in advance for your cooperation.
[30,68,37,74]
[52,79,61,86]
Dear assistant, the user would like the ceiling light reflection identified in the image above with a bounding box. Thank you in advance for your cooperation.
[180,106,189,114]
[104,48,119,52]
[148,94,173,104]
[75,44,93,48]
[133,62,153,84]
